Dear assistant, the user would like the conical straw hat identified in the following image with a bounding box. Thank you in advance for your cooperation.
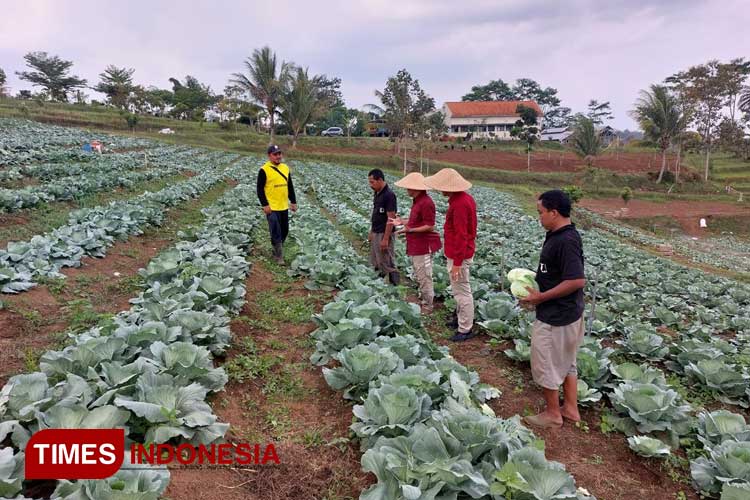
[394,172,430,190]
[423,168,472,192]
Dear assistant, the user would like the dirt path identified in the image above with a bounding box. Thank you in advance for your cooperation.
[0,236,170,385]
[166,244,368,500]
[581,197,750,235]
[0,173,191,249]
[0,182,231,385]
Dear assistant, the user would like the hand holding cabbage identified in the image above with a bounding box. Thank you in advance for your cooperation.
[506,268,542,308]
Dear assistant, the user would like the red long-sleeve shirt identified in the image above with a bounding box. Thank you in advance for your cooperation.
[443,191,476,266]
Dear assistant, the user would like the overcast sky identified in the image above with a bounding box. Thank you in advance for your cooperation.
[1,0,748,129]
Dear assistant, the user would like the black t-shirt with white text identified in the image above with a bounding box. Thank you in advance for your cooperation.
[371,184,397,233]
[534,224,585,326]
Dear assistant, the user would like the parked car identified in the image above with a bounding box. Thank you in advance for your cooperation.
[321,127,344,137]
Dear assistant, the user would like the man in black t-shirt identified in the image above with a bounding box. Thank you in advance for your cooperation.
[520,189,586,430]
[368,169,399,285]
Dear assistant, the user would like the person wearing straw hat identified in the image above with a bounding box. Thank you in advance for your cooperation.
[388,172,442,313]
[368,169,400,285]
[423,168,477,341]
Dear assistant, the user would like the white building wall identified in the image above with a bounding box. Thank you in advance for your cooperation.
[443,116,520,139]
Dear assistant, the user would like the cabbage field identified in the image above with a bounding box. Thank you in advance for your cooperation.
[1,119,750,499]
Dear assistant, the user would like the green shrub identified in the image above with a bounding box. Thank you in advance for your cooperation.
[562,185,584,204]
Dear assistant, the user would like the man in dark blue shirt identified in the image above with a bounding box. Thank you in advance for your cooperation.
[520,189,586,430]
[368,169,399,285]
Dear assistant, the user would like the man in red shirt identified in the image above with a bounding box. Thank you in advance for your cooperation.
[389,173,442,313]
[424,168,477,341]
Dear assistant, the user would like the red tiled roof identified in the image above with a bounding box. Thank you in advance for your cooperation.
[444,100,543,118]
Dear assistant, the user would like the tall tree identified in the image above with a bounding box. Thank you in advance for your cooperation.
[168,75,216,120]
[544,106,572,128]
[0,67,7,96]
[230,46,291,143]
[666,60,727,181]
[426,111,447,138]
[139,86,173,116]
[512,79,563,129]
[571,116,602,162]
[94,65,137,109]
[461,79,513,101]
[740,86,750,114]
[312,105,367,137]
[217,84,262,124]
[279,67,322,148]
[312,75,344,108]
[631,84,687,183]
[16,51,87,102]
[462,77,565,128]
[586,100,614,125]
[509,104,539,171]
[719,58,750,124]
[370,69,435,153]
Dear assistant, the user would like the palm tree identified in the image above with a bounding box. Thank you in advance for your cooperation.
[279,67,321,148]
[571,116,601,163]
[631,84,687,184]
[230,46,291,143]
[740,86,750,114]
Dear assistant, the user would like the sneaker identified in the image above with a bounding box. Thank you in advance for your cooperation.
[449,330,476,342]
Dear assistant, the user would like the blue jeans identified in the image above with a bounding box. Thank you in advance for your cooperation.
[266,210,289,245]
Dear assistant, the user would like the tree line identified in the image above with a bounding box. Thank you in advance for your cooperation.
[1,50,748,177]
[464,59,750,182]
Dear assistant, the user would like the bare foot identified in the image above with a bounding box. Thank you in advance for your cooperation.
[523,412,563,429]
[561,406,581,422]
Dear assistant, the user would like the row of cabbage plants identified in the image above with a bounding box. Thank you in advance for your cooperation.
[294,160,750,498]
[0,145,192,188]
[0,146,215,212]
[289,171,595,500]
[0,163,262,499]
[0,152,243,295]
[297,160,750,407]
[574,206,750,274]
[0,119,155,169]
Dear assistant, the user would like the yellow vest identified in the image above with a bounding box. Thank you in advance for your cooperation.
[262,161,291,211]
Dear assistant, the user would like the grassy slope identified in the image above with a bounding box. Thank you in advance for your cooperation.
[2,96,749,203]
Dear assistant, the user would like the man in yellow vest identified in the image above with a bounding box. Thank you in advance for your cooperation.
[257,145,297,263]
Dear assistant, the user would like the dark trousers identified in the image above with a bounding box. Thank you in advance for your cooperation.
[267,210,289,245]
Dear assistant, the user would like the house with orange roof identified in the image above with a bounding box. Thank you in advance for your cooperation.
[442,101,543,140]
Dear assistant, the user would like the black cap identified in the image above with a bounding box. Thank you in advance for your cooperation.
[267,144,282,155]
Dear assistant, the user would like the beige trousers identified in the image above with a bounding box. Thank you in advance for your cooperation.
[411,254,435,307]
[530,316,585,390]
[447,257,474,333]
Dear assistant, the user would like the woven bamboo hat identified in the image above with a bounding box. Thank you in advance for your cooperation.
[424,168,472,192]
[394,172,430,191]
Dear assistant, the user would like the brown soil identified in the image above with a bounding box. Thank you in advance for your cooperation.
[299,146,678,175]
[423,324,698,500]
[580,198,750,235]
[0,184,228,385]
[166,261,369,500]
[0,213,30,231]
[0,232,173,386]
